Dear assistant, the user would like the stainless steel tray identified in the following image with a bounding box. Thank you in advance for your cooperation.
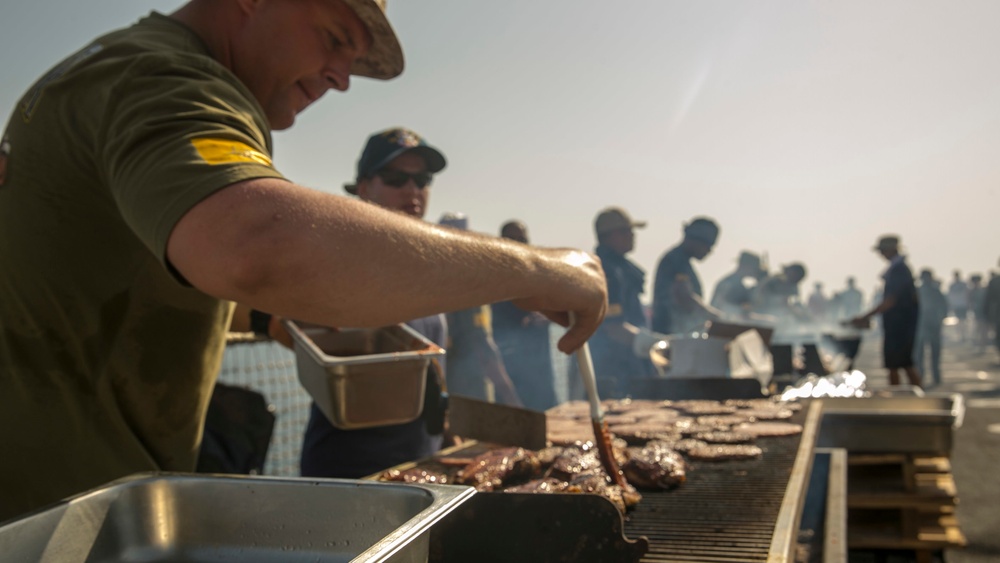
[286,321,446,430]
[0,473,474,562]
[811,393,964,454]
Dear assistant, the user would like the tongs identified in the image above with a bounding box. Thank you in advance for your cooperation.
[574,329,629,488]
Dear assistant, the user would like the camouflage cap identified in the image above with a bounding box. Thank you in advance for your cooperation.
[341,0,404,79]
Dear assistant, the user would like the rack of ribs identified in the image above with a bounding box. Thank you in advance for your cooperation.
[380,467,451,484]
[457,447,541,491]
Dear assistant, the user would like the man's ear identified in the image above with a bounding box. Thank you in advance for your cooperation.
[356,179,370,200]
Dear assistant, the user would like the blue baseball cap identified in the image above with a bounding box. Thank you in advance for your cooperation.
[344,128,446,195]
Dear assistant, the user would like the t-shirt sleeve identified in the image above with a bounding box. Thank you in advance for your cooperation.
[100,55,285,268]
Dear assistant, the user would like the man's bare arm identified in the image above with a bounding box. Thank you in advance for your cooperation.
[167,178,607,352]
[850,294,897,327]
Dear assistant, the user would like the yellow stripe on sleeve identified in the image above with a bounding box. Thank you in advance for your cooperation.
[191,138,272,167]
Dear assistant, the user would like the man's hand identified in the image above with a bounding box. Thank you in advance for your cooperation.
[510,249,607,354]
[267,315,294,349]
[847,315,871,329]
[171,180,607,339]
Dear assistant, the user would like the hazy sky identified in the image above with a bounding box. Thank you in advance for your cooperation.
[3,0,999,305]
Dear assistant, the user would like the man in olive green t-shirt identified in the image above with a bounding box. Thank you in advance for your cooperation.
[0,0,609,521]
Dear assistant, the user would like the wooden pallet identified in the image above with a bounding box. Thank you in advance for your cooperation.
[846,453,966,560]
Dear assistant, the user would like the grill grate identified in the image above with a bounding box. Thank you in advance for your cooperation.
[399,402,820,563]
[624,411,811,562]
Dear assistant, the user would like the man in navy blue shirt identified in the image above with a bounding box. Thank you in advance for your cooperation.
[852,235,921,388]
[651,217,724,335]
[589,207,662,397]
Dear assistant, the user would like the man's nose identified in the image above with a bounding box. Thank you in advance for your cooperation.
[402,178,426,193]
[324,59,353,92]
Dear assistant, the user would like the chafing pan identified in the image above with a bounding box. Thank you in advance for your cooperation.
[0,472,474,562]
[812,393,964,454]
[285,321,445,430]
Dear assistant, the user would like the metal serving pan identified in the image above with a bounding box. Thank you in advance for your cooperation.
[811,393,964,454]
[285,321,446,430]
[0,473,474,563]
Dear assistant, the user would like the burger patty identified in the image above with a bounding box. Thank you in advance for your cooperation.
[672,400,739,415]
[686,444,764,462]
[668,438,709,453]
[677,423,733,437]
[734,422,804,437]
[695,414,751,426]
[609,422,682,445]
[693,431,755,444]
[622,441,687,490]
[741,408,795,421]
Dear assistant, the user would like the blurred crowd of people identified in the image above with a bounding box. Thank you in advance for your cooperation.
[462,207,1000,402]
[278,151,1000,479]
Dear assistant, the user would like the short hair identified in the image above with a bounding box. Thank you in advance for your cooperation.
[500,220,526,235]
[683,217,719,244]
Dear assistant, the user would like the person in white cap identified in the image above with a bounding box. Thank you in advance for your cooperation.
[0,0,606,520]
[851,235,921,388]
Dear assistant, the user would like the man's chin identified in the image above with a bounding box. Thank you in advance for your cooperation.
[269,115,295,131]
[266,108,298,131]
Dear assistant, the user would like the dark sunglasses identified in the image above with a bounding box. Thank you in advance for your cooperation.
[374,169,433,189]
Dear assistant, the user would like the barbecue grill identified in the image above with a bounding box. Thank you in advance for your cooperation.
[376,401,824,563]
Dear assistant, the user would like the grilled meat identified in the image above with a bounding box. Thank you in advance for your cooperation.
[622,441,687,490]
[672,400,739,415]
[734,422,804,437]
[677,423,734,437]
[535,446,565,467]
[725,397,800,411]
[741,407,795,421]
[550,445,603,478]
[668,438,710,453]
[549,442,630,478]
[546,417,595,445]
[380,468,450,484]
[502,478,570,494]
[608,421,683,445]
[693,431,755,444]
[695,414,751,426]
[457,447,541,491]
[565,472,643,513]
[686,444,764,462]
